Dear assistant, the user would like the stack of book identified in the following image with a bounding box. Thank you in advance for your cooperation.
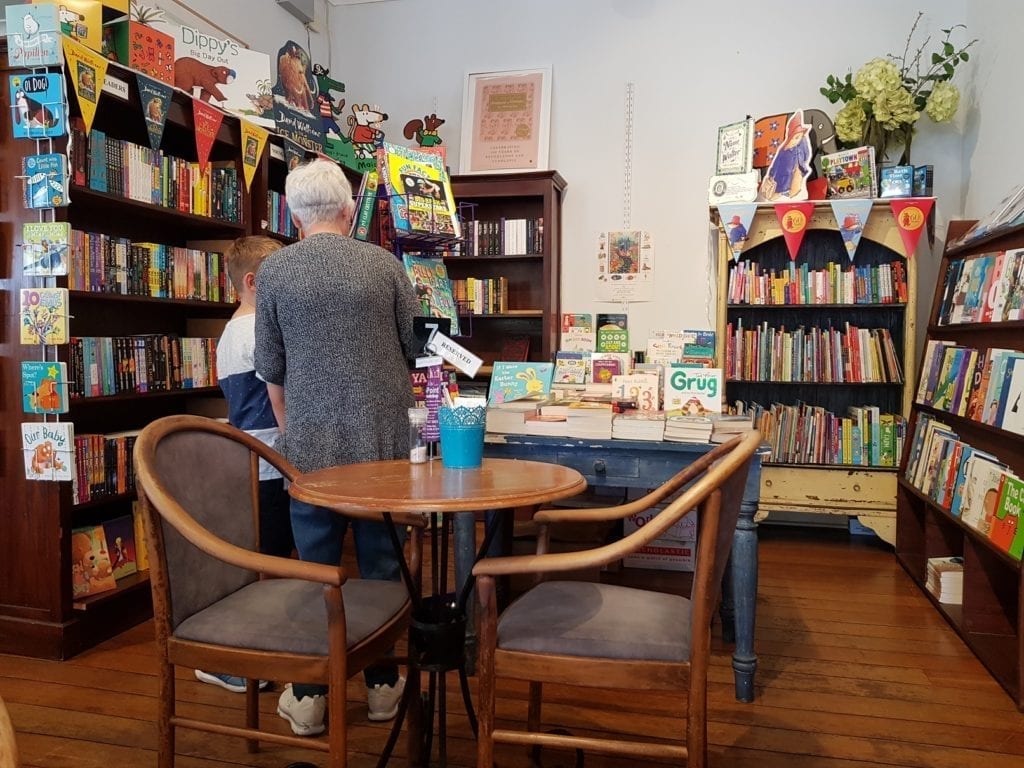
[612,411,666,441]
[926,556,964,604]
[710,413,754,444]
[538,400,614,440]
[664,415,713,443]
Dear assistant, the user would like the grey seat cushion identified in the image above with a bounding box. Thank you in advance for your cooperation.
[174,577,408,655]
[497,580,692,662]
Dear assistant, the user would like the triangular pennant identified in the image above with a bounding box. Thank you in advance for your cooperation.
[718,203,758,261]
[284,139,306,172]
[62,36,108,135]
[136,74,172,150]
[192,99,224,173]
[829,199,874,262]
[774,202,815,261]
[240,120,269,192]
[890,198,935,258]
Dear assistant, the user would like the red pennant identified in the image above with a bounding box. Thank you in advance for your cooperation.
[774,202,815,261]
[192,99,224,173]
[890,198,935,258]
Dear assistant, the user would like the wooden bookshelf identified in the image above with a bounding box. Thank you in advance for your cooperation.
[896,218,1024,710]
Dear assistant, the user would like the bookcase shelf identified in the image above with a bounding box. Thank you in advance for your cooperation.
[714,204,918,545]
[1,53,249,659]
[448,171,565,370]
[896,218,1024,710]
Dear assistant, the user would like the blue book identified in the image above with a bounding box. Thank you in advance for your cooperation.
[89,130,108,193]
[21,361,70,414]
[4,4,61,67]
[9,73,66,139]
[22,152,68,209]
[488,362,554,406]
[879,165,914,198]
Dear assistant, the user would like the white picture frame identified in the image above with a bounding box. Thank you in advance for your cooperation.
[460,67,551,174]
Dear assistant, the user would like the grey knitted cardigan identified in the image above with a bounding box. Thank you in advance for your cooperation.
[254,232,420,473]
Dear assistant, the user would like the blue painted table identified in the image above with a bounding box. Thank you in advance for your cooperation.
[454,434,764,703]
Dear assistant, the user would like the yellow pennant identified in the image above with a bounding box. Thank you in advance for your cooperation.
[62,35,108,135]
[240,120,269,192]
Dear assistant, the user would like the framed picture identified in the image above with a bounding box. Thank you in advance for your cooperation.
[716,118,754,175]
[460,67,551,174]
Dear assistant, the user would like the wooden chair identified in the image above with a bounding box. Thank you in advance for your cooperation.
[0,694,17,768]
[133,415,422,768]
[473,430,761,768]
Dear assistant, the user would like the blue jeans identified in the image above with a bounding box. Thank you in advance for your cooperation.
[290,498,405,699]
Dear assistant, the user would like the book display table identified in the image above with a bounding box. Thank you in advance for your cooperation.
[482,434,767,703]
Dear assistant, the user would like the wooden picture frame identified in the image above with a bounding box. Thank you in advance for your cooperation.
[460,67,551,174]
[716,118,754,176]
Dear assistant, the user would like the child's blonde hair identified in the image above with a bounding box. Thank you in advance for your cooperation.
[225,236,281,293]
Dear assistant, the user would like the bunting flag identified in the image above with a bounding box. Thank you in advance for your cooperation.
[240,120,269,191]
[284,139,306,172]
[890,198,935,258]
[717,203,758,261]
[192,99,224,173]
[137,74,172,150]
[774,202,815,261]
[829,199,874,262]
[62,36,108,135]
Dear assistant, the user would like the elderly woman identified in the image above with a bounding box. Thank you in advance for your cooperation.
[255,159,421,736]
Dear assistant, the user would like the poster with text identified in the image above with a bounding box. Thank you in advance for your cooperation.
[460,68,550,174]
[596,230,654,302]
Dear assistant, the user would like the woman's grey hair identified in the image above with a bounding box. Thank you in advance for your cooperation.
[284,158,356,230]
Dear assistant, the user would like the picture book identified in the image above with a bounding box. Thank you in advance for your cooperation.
[22,361,70,414]
[22,421,75,482]
[955,184,1024,247]
[989,474,1024,559]
[590,352,630,384]
[402,254,460,336]
[553,351,587,384]
[716,118,755,175]
[102,513,138,580]
[350,170,380,240]
[878,165,914,198]
[596,326,629,353]
[22,221,70,276]
[960,457,1013,535]
[40,0,102,52]
[380,142,460,239]
[22,152,69,209]
[9,73,66,139]
[561,328,595,353]
[612,374,659,411]
[561,313,593,333]
[820,146,876,199]
[488,362,554,406]
[682,329,716,359]
[664,366,724,415]
[20,287,69,345]
[596,313,627,331]
[913,165,934,197]
[647,338,683,366]
[71,524,118,598]
[5,3,61,67]
[997,357,1024,436]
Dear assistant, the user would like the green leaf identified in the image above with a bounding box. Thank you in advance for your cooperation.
[944,62,955,77]
[931,52,942,64]
[827,74,835,85]
[944,41,955,55]
[961,51,970,61]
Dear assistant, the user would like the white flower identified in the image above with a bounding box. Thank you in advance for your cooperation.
[925,81,961,123]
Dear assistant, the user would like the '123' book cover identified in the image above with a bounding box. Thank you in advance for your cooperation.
[9,73,66,139]
[22,421,75,482]
[20,287,69,345]
[22,221,70,276]
[402,254,460,336]
[22,361,70,414]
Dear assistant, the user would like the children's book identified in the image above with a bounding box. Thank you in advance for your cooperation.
[22,421,75,482]
[561,313,593,333]
[553,351,587,384]
[596,313,627,331]
[5,3,62,67]
[22,152,69,209]
[960,457,1013,535]
[22,221,70,276]
[878,165,914,198]
[402,254,460,336]
[22,361,70,414]
[102,513,138,580]
[350,170,380,241]
[20,287,69,345]
[682,329,717,360]
[664,366,723,415]
[611,374,660,411]
[71,524,118,598]
[488,362,554,406]
[379,142,460,239]
[9,73,66,139]
[561,327,596,353]
[820,146,876,199]
[998,357,1024,435]
[913,165,934,197]
[596,326,629,353]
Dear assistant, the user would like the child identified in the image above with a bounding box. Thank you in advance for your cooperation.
[195,236,294,694]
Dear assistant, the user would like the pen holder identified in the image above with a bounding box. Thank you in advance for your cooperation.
[438,406,486,469]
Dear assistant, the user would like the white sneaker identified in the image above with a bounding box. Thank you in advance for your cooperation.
[366,676,405,722]
[194,670,269,693]
[277,684,326,736]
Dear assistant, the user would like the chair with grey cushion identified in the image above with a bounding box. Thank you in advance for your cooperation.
[473,430,760,768]
[133,415,422,768]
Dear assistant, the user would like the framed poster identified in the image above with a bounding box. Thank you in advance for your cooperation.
[460,67,551,174]
[716,118,754,175]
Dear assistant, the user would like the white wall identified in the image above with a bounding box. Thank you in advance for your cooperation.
[963,2,1024,219]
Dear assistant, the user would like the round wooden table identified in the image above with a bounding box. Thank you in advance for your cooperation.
[289,457,586,768]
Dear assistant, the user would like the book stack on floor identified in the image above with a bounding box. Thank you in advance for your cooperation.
[612,410,666,441]
[926,556,964,604]
[664,415,713,443]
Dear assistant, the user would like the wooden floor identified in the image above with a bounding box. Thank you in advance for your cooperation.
[2,526,1023,768]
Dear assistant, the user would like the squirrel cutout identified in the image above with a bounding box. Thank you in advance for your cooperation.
[403,113,445,148]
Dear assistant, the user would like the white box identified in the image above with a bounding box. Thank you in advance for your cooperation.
[623,537,696,571]
[624,506,698,543]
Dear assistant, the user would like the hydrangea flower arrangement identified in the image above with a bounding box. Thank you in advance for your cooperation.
[821,13,976,164]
